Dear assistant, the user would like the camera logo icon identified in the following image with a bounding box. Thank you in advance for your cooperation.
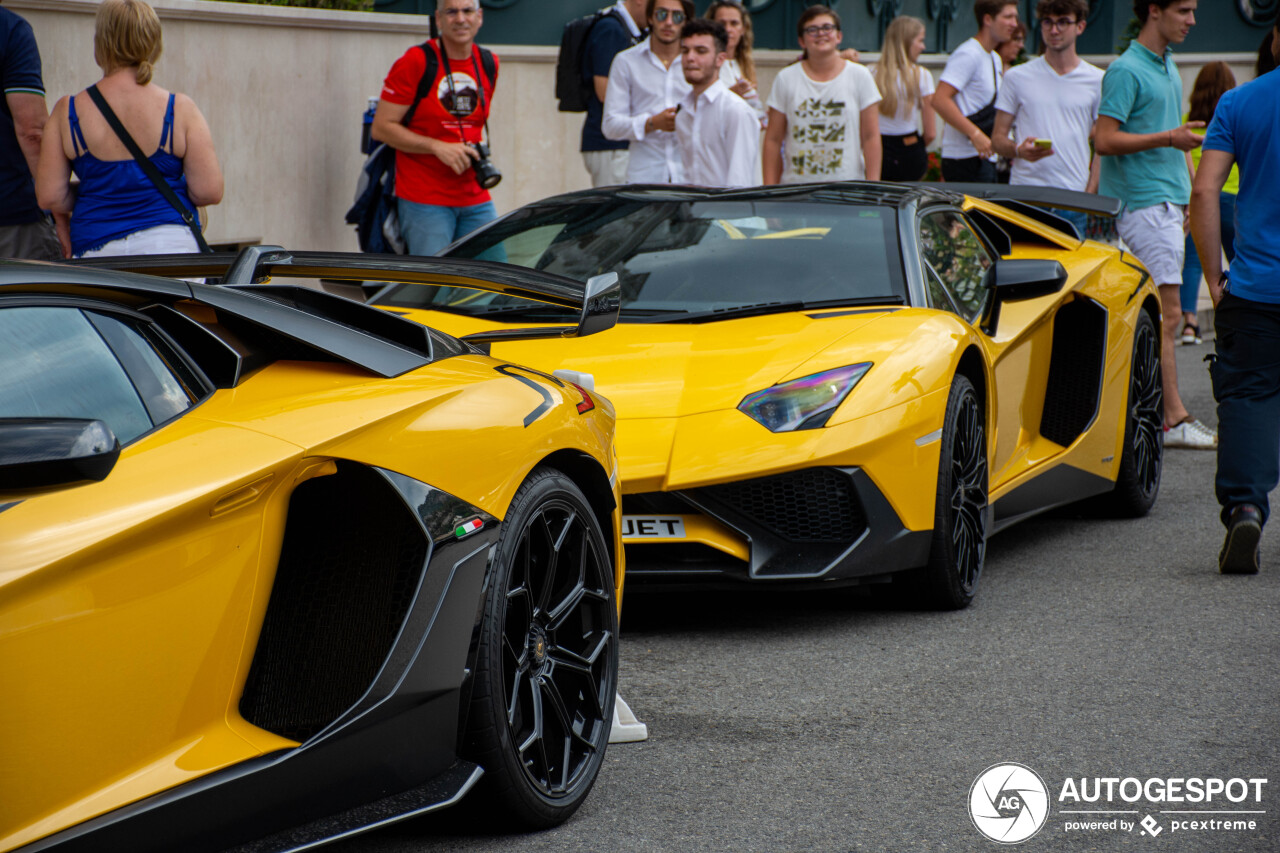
[969,763,1051,843]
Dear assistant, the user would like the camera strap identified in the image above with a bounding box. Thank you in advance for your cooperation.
[435,41,492,146]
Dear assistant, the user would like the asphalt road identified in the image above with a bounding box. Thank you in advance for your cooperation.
[331,335,1280,853]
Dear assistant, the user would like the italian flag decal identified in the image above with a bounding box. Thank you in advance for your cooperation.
[455,518,484,539]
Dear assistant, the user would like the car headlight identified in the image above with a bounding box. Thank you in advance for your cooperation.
[737,363,872,432]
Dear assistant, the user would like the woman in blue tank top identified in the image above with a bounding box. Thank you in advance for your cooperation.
[36,0,222,257]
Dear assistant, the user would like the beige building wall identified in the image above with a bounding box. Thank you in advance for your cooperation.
[10,0,1254,253]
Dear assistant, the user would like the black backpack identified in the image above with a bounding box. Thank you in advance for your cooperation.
[555,6,637,113]
[346,41,498,254]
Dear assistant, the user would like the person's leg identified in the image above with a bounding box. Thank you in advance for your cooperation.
[583,149,629,187]
[1211,294,1280,571]
[397,198,458,256]
[1118,204,1205,438]
[941,156,979,183]
[1180,231,1203,341]
[0,218,62,261]
[453,200,505,262]
[452,201,497,244]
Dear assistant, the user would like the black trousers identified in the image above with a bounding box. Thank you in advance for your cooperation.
[1211,292,1280,526]
[941,156,997,184]
[881,133,928,182]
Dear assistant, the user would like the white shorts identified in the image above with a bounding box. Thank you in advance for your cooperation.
[1117,202,1185,286]
[582,149,629,188]
[77,223,199,258]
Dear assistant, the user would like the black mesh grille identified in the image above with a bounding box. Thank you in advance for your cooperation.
[240,463,427,742]
[696,468,863,542]
[1041,299,1106,447]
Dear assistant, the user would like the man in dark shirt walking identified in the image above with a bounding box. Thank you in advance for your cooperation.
[581,0,645,186]
[0,3,63,260]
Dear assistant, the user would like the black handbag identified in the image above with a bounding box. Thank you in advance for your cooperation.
[85,85,212,253]
[963,54,1000,139]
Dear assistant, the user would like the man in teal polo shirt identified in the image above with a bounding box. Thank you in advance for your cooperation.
[1096,0,1212,449]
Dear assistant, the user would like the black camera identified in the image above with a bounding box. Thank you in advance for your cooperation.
[471,142,502,190]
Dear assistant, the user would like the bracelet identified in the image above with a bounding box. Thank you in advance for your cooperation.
[1167,129,1173,148]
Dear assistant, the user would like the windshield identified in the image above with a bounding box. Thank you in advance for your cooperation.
[374,198,906,322]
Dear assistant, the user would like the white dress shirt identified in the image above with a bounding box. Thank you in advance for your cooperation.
[602,39,691,183]
[676,79,760,188]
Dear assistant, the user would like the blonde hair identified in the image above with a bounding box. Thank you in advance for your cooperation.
[94,0,163,85]
[875,16,924,119]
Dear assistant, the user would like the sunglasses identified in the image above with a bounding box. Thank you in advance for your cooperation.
[653,9,686,23]
[803,23,839,36]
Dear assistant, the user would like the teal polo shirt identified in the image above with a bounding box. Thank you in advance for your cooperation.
[1098,41,1190,210]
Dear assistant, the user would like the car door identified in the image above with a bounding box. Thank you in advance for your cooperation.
[0,301,303,849]
[917,207,1061,492]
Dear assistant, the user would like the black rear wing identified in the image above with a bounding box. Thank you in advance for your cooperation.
[917,183,1122,241]
[67,246,622,348]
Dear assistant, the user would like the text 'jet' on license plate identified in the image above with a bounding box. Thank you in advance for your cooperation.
[622,516,686,538]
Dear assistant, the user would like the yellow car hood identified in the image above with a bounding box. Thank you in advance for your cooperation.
[394,307,893,419]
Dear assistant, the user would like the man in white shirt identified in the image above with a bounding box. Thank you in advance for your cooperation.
[992,0,1103,234]
[762,6,881,184]
[581,0,646,187]
[675,19,759,188]
[602,0,694,183]
[933,0,1020,183]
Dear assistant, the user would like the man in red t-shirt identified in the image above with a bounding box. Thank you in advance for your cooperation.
[371,0,498,255]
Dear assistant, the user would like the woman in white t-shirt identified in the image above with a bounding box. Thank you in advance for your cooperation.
[706,0,766,127]
[763,6,882,184]
[872,16,936,182]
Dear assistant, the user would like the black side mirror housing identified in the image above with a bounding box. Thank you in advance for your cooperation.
[0,418,121,491]
[982,259,1068,335]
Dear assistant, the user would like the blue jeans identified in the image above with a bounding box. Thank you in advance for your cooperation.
[1181,192,1237,314]
[1211,292,1280,526]
[1049,207,1089,239]
[397,198,496,256]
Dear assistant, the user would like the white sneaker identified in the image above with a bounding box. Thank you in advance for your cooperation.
[1165,418,1217,449]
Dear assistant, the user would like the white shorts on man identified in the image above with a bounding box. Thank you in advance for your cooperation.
[995,55,1103,189]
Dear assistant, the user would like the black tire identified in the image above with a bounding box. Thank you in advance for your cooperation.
[463,467,618,829]
[917,374,988,609]
[1091,310,1163,517]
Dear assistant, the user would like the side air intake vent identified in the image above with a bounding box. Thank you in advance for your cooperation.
[240,462,427,742]
[1040,298,1106,447]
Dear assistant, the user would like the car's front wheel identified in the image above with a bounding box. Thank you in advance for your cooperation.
[918,374,988,609]
[463,467,618,829]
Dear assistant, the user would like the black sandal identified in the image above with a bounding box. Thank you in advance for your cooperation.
[1180,322,1201,345]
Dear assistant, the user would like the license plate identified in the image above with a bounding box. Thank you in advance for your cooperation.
[622,515,686,538]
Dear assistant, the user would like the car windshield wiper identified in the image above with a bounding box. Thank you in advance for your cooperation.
[634,296,903,324]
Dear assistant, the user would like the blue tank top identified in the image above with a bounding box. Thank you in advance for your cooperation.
[69,93,197,256]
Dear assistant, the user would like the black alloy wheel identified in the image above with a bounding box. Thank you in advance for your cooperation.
[464,467,618,829]
[919,374,988,609]
[1093,310,1163,517]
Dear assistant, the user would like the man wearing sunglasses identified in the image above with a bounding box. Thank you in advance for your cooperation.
[602,0,694,183]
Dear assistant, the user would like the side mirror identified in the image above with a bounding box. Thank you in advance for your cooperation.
[576,272,621,338]
[981,259,1068,335]
[463,271,622,347]
[0,418,121,490]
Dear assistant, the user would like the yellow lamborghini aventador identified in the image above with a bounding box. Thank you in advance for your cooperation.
[369,182,1164,610]
[0,249,623,852]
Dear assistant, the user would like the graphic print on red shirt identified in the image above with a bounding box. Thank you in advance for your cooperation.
[380,40,497,207]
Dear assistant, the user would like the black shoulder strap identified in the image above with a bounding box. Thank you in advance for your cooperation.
[406,41,439,126]
[85,85,211,253]
[478,46,497,86]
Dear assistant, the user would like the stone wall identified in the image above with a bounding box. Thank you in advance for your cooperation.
[10,0,1255,253]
